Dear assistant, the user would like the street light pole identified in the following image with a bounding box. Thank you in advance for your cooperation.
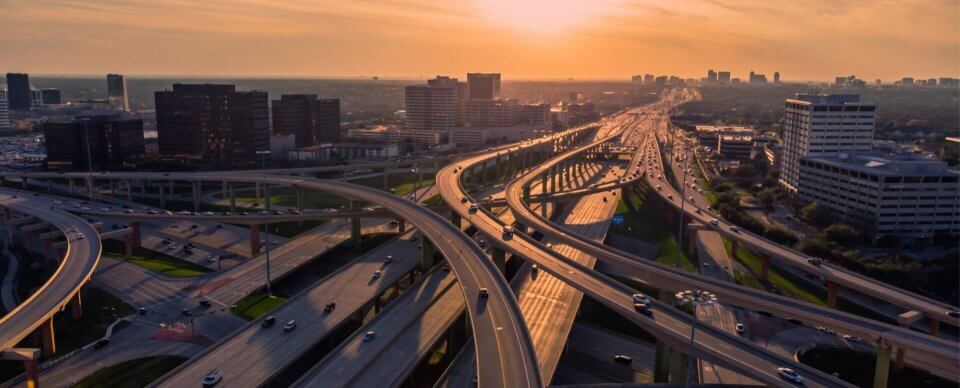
[257,150,273,297]
[675,290,716,388]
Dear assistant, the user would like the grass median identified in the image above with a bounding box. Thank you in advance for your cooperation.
[73,356,187,388]
[609,180,696,271]
[102,240,212,278]
[231,292,288,321]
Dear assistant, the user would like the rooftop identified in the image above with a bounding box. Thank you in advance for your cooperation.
[791,93,863,105]
[807,152,958,176]
[696,125,754,133]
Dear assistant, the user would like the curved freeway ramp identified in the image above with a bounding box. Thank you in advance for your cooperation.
[0,190,101,354]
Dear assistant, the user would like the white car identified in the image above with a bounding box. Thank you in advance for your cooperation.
[283,320,297,332]
[631,293,650,304]
[363,330,376,342]
[735,323,745,333]
[372,270,382,279]
[203,369,223,386]
[776,367,803,384]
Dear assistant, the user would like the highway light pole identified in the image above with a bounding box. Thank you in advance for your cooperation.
[675,289,716,388]
[256,150,273,297]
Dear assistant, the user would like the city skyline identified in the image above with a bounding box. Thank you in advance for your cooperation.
[0,0,957,81]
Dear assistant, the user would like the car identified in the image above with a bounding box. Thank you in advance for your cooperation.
[190,224,199,229]
[181,309,193,316]
[324,303,336,313]
[478,288,489,298]
[757,310,773,317]
[363,330,376,342]
[634,303,652,315]
[468,203,479,212]
[362,207,375,213]
[777,367,803,384]
[261,316,276,328]
[631,293,650,304]
[735,323,745,333]
[708,219,719,226]
[843,335,862,343]
[460,195,469,203]
[948,311,960,319]
[817,326,836,335]
[530,264,539,275]
[76,233,85,240]
[283,320,297,332]
[94,338,110,350]
[384,255,394,264]
[440,264,451,272]
[807,258,823,266]
[409,235,419,242]
[203,370,224,386]
[613,354,633,364]
[139,307,147,315]
[372,270,382,279]
[183,248,194,255]
[694,208,701,214]
[125,209,134,214]
[199,300,212,308]
[54,200,62,205]
[502,225,514,240]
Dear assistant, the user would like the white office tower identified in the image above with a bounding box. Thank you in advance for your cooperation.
[0,90,9,131]
[404,81,459,131]
[779,94,875,193]
[107,73,130,111]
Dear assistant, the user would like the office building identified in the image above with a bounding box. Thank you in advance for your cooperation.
[900,77,915,86]
[520,103,550,125]
[566,102,599,126]
[695,125,754,149]
[451,124,545,147]
[707,70,717,83]
[42,114,145,170]
[643,74,655,84]
[467,73,501,100]
[798,152,959,236]
[632,75,643,84]
[427,76,467,126]
[40,89,62,105]
[347,126,445,146]
[779,94,875,193]
[405,82,459,131]
[290,142,399,161]
[717,71,731,83]
[107,74,130,111]
[271,94,341,148]
[5,73,30,111]
[155,83,269,164]
[718,135,754,161]
[654,76,667,86]
[0,91,9,131]
[466,98,520,127]
[749,71,768,84]
[773,72,781,84]
[938,78,959,87]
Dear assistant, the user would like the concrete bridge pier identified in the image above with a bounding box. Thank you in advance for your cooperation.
[873,340,891,388]
[350,215,361,246]
[264,184,271,212]
[69,292,82,319]
[157,181,166,208]
[68,179,75,195]
[46,179,52,193]
[192,181,201,212]
[250,225,261,256]
[397,218,406,233]
[420,236,435,271]
[450,213,461,229]
[1,349,40,388]
[826,280,839,308]
[125,180,133,202]
[228,183,236,213]
[383,170,389,190]
[492,247,506,274]
[85,177,94,199]
[140,181,146,202]
[35,319,56,358]
[759,254,770,281]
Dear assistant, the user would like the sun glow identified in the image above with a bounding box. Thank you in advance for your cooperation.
[473,0,622,34]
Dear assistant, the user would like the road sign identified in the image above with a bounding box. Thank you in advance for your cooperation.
[612,215,624,225]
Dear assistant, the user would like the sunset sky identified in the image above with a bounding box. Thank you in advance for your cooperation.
[1,0,957,81]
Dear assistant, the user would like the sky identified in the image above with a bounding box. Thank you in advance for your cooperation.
[0,0,957,81]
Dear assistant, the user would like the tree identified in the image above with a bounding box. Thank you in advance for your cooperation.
[764,225,798,246]
[824,224,861,245]
[756,188,778,209]
[801,202,834,228]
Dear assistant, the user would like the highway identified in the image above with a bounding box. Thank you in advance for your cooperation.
[502,99,959,378]
[0,189,101,353]
[437,97,856,387]
[109,174,543,388]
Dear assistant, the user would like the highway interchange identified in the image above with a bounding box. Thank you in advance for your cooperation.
[0,89,956,387]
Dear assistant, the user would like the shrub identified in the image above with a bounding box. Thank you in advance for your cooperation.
[801,202,834,228]
[823,224,861,245]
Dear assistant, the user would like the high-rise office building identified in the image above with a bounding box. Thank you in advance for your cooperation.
[643,74,654,84]
[773,72,781,84]
[155,84,269,164]
[5,73,30,111]
[43,114,145,170]
[271,94,341,148]
[427,76,467,126]
[520,103,550,125]
[0,91,9,131]
[40,89,62,105]
[717,71,731,83]
[707,69,717,83]
[465,98,520,127]
[404,82,460,131]
[107,74,130,111]
[779,94,876,193]
[467,73,501,100]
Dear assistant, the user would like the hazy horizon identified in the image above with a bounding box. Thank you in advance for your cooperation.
[1,1,957,81]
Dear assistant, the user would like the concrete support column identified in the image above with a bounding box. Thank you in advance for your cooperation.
[451,213,461,229]
[109,179,116,197]
[46,179,52,192]
[250,226,261,256]
[398,219,406,233]
[140,181,146,201]
[350,215,361,246]
[86,177,94,199]
[420,237,435,271]
[383,170,389,190]
[37,319,55,358]
[894,347,906,369]
[168,180,174,198]
[130,221,142,249]
[668,348,687,383]
[873,342,891,388]
[192,181,201,212]
[24,359,38,388]
[826,280,839,309]
[125,180,132,202]
[68,179,75,195]
[222,181,228,199]
[929,318,940,337]
[158,181,166,208]
[654,340,671,383]
[228,183,236,213]
[491,248,505,274]
[264,184,271,211]
[69,292,82,319]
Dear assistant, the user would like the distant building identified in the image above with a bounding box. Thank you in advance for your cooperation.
[270,133,297,161]
[107,74,130,111]
[155,83,269,164]
[707,69,717,83]
[467,73,501,100]
[695,125,754,149]
[718,135,754,161]
[798,152,959,237]
[717,71,731,83]
[520,103,550,125]
[271,94,341,148]
[289,142,399,161]
[43,114,145,170]
[779,94,875,194]
[5,73,30,111]
[773,72,781,84]
[643,74,655,84]
[450,124,546,147]
[347,126,445,146]
[938,78,959,87]
[565,102,599,126]
[40,89,61,105]
[427,76,468,126]
[654,76,667,86]
[901,77,915,86]
[466,98,520,127]
[748,71,768,84]
[405,82,460,131]
[0,91,9,131]
[631,75,643,84]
